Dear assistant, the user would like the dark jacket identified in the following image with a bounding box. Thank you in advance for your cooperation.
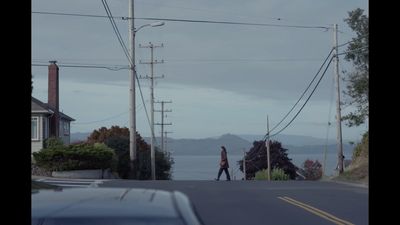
[220,149,229,168]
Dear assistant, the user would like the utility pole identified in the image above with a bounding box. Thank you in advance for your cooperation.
[128,0,137,177]
[164,131,173,153]
[266,116,271,181]
[155,101,172,152]
[243,148,246,181]
[139,42,164,180]
[333,24,344,174]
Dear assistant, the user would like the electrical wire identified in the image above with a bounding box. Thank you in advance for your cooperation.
[32,11,330,30]
[136,16,330,29]
[263,48,334,139]
[337,46,368,56]
[264,56,335,140]
[31,63,129,71]
[337,33,369,48]
[101,0,132,63]
[101,0,157,145]
[72,111,128,124]
[136,77,158,143]
[32,11,125,20]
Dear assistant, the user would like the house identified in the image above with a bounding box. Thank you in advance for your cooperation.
[31,61,75,153]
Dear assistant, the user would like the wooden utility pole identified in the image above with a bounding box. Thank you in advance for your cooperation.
[333,24,344,174]
[155,101,172,152]
[266,116,271,181]
[139,42,164,180]
[243,149,246,180]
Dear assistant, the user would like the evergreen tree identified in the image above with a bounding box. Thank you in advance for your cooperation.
[238,140,297,180]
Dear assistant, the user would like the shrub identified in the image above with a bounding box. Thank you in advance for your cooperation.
[302,159,323,180]
[254,168,289,180]
[352,131,368,160]
[271,168,289,180]
[43,137,64,149]
[105,136,131,179]
[254,169,268,180]
[33,143,116,171]
[104,135,174,180]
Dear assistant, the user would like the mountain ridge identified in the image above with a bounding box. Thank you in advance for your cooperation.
[70,132,354,155]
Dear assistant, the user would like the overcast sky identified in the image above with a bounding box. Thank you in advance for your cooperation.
[32,0,368,142]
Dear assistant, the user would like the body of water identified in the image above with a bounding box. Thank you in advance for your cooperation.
[171,152,352,180]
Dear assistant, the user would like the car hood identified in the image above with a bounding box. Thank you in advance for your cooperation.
[32,187,179,219]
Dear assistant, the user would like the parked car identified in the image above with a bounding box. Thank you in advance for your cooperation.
[32,185,203,225]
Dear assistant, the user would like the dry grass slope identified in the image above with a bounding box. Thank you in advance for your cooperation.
[332,132,368,185]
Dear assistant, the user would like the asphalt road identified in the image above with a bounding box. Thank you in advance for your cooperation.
[100,180,368,225]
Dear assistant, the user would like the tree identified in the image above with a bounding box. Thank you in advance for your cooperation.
[342,8,369,127]
[87,126,174,180]
[302,159,323,180]
[238,140,297,180]
[87,126,130,144]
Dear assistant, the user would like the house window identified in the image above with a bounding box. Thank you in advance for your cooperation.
[31,117,39,140]
[63,121,70,135]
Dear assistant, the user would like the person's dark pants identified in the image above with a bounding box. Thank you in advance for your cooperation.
[217,167,231,180]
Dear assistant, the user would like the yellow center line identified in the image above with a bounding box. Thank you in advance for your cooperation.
[278,196,355,225]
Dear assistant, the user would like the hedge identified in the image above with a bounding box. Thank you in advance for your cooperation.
[33,143,116,171]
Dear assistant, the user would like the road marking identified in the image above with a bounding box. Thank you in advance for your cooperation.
[278,196,355,225]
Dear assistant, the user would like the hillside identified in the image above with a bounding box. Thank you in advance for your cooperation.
[71,132,353,156]
[238,134,350,146]
[145,134,252,155]
[145,134,353,156]
[332,132,368,185]
[71,132,91,143]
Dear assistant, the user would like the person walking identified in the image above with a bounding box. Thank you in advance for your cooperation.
[215,146,231,181]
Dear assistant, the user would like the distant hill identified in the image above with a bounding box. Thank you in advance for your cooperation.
[71,132,354,156]
[237,134,345,146]
[145,133,252,155]
[70,132,91,143]
[283,144,353,155]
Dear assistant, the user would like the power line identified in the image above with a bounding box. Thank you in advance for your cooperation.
[337,33,369,48]
[137,77,158,145]
[165,58,325,63]
[136,17,330,29]
[100,0,157,145]
[136,0,284,22]
[264,48,334,138]
[32,11,125,20]
[337,46,368,56]
[71,101,148,125]
[72,111,128,124]
[101,0,132,63]
[265,56,335,140]
[32,11,330,30]
[31,63,129,71]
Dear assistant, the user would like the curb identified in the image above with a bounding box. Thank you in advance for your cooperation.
[323,179,368,189]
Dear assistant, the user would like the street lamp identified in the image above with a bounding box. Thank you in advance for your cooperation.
[136,22,165,32]
[128,0,165,179]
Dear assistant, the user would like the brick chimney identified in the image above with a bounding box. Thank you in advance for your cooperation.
[48,61,59,137]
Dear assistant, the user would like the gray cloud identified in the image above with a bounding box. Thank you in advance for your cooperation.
[32,0,368,139]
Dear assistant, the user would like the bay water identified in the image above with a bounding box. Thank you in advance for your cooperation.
[171,152,352,180]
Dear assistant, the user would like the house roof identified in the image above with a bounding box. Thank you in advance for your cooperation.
[31,97,75,121]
